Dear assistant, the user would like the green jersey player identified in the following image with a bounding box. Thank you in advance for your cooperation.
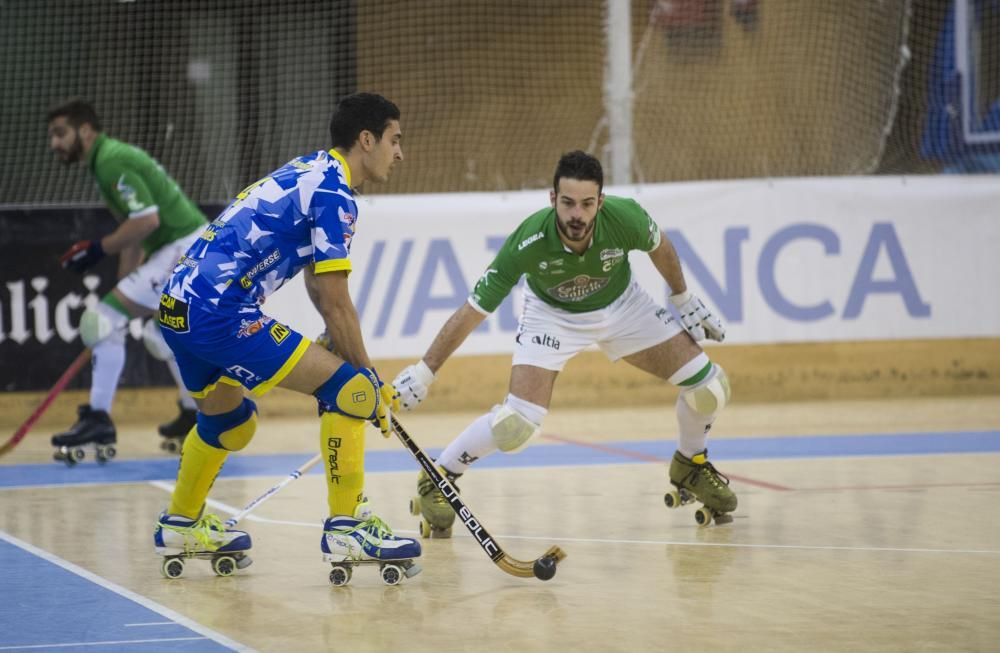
[394,150,736,533]
[46,98,206,461]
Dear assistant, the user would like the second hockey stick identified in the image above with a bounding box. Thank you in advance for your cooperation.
[224,454,322,528]
[390,414,566,580]
[0,349,92,458]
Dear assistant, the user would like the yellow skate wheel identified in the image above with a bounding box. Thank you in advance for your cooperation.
[212,555,237,577]
[695,507,713,526]
[409,497,421,516]
[161,557,185,579]
[418,518,432,539]
[664,491,681,508]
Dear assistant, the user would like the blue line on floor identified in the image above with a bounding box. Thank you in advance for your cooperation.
[1,430,998,489]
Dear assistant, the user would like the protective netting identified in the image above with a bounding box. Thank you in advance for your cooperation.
[0,0,996,205]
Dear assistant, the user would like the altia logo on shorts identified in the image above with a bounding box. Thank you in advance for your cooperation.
[531,334,560,350]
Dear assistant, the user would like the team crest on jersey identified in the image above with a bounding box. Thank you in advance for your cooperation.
[339,209,357,248]
[237,316,273,339]
[600,248,625,261]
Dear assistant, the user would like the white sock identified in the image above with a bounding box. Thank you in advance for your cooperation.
[89,332,126,413]
[675,396,711,458]
[437,412,498,474]
[166,356,197,410]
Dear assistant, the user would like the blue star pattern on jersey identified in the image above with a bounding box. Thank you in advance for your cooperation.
[165,149,357,313]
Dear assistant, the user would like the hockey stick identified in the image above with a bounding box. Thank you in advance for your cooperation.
[390,415,566,580]
[0,349,92,458]
[224,453,322,528]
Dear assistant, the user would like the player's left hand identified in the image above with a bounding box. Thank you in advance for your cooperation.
[60,240,105,273]
[669,290,726,342]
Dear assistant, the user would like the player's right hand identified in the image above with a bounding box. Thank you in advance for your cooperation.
[669,290,726,342]
[392,360,436,411]
[60,240,105,273]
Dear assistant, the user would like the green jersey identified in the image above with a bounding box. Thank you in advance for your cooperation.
[471,195,662,313]
[87,134,206,255]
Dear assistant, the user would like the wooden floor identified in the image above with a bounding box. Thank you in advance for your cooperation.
[2,396,999,653]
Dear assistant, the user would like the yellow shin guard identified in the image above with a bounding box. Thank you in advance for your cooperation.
[168,427,230,519]
[320,412,366,517]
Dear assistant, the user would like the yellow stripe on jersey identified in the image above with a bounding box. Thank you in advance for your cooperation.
[314,258,352,274]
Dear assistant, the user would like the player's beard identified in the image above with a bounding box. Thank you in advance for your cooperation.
[556,216,595,242]
[56,134,84,165]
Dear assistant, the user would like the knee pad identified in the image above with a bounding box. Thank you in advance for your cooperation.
[490,395,546,453]
[679,364,731,417]
[142,319,173,361]
[80,301,128,348]
[196,398,258,451]
[314,363,378,420]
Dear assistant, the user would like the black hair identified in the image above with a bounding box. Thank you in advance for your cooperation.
[329,92,401,149]
[553,150,603,194]
[46,97,102,131]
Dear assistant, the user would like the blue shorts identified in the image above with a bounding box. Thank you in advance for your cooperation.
[158,295,310,398]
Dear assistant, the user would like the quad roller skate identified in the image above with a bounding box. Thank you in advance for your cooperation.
[51,405,117,466]
[409,465,461,538]
[664,449,737,526]
[154,512,253,579]
[158,402,196,453]
[322,504,422,587]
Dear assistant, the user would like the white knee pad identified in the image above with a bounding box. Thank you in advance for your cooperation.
[680,364,731,417]
[80,302,128,348]
[489,395,546,453]
[142,319,173,361]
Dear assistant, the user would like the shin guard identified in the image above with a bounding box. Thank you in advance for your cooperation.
[320,412,366,517]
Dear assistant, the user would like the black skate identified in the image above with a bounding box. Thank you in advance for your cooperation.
[52,404,117,466]
[158,401,196,453]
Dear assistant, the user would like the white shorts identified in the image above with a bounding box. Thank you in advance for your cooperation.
[117,231,200,311]
[512,277,684,371]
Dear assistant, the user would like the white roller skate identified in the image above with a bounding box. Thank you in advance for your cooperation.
[154,512,253,579]
[321,503,422,587]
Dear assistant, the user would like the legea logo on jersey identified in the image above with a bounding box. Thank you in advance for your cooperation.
[517,232,544,250]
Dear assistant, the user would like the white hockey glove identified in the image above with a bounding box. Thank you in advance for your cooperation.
[669,290,726,342]
[392,360,436,411]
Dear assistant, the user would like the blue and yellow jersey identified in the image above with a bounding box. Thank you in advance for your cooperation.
[165,149,357,313]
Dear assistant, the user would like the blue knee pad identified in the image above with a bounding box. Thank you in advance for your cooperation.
[314,363,379,420]
[196,398,258,451]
